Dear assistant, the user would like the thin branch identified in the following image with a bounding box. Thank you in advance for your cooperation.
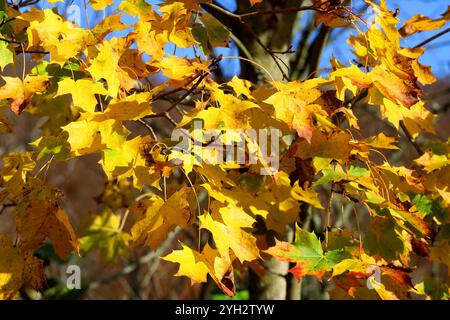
[268,45,295,55]
[345,88,368,109]
[138,57,222,147]
[14,48,49,54]
[143,56,221,120]
[0,17,15,28]
[413,27,450,49]
[304,25,330,79]
[162,112,178,126]
[0,37,21,44]
[160,68,214,106]
[243,25,292,80]
[200,2,325,81]
[83,0,91,29]
[0,37,49,54]
[9,0,39,9]
[229,32,254,61]
[399,120,424,156]
[137,119,158,140]
[153,73,204,101]
[200,3,330,20]
[241,5,330,19]
[144,73,208,119]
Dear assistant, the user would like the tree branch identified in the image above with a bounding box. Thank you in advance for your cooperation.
[0,37,49,54]
[413,27,450,49]
[399,120,424,156]
[143,56,220,119]
[302,25,330,79]
[200,2,333,20]
[200,2,310,81]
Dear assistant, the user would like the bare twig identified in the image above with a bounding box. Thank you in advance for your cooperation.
[137,119,158,141]
[143,56,221,120]
[14,49,49,55]
[0,37,21,44]
[0,37,49,54]
[200,2,330,20]
[199,2,336,81]
[413,27,450,49]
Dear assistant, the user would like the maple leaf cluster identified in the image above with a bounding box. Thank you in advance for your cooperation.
[0,0,449,300]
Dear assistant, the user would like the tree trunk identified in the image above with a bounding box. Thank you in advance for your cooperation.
[235,0,302,301]
[205,0,303,300]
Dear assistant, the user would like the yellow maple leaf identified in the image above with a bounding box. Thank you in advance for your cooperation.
[0,234,46,300]
[20,8,93,64]
[288,130,353,163]
[131,188,193,249]
[264,81,327,143]
[369,65,420,108]
[92,14,128,41]
[14,179,79,260]
[400,14,447,37]
[133,21,167,61]
[86,40,122,97]
[291,184,324,209]
[164,242,210,283]
[120,49,157,78]
[344,1,436,109]
[101,136,142,178]
[56,78,108,112]
[158,55,209,81]
[62,118,104,156]
[227,76,253,98]
[118,0,157,21]
[163,242,235,296]
[90,0,113,11]
[249,0,263,5]
[415,152,449,173]
[330,64,372,101]
[159,2,196,48]
[0,235,25,300]
[0,75,50,114]
[79,208,130,262]
[180,94,258,131]
[351,132,398,160]
[0,41,14,71]
[253,171,300,233]
[91,92,153,121]
[199,203,258,263]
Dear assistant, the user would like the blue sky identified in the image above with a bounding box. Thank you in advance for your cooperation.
[38,0,450,79]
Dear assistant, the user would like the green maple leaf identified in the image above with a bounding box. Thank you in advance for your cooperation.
[265,226,349,280]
